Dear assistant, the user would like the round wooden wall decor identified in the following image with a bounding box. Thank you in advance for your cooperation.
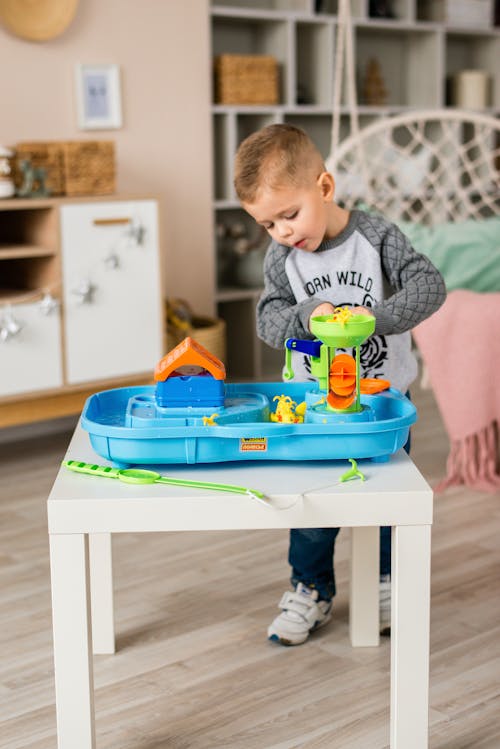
[0,0,79,41]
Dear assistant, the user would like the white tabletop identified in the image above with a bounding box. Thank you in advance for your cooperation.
[47,423,433,533]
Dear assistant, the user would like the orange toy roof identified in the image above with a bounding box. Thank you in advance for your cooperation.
[154,336,226,382]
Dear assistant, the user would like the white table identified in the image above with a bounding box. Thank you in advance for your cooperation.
[48,424,433,749]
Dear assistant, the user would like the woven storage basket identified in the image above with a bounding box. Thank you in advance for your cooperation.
[61,141,115,196]
[214,54,279,105]
[166,314,226,364]
[14,140,115,196]
[14,142,65,195]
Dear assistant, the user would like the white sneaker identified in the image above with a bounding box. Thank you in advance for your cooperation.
[268,583,332,646]
[379,574,391,637]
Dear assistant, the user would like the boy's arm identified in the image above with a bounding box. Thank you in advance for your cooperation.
[256,243,327,348]
[372,223,446,336]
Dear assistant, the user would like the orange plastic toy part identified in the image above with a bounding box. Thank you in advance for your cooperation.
[332,383,357,396]
[329,353,356,393]
[154,337,226,382]
[359,377,391,394]
[328,353,356,409]
[327,389,356,409]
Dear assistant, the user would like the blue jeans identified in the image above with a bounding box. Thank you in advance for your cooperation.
[289,426,411,602]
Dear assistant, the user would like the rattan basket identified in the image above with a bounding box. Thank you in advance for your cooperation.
[61,141,115,196]
[214,54,279,105]
[166,304,226,364]
[14,140,115,196]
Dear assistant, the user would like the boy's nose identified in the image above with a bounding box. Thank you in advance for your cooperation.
[277,221,292,238]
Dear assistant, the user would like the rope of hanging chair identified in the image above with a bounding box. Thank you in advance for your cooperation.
[326,1,500,223]
[328,0,376,202]
[330,0,360,158]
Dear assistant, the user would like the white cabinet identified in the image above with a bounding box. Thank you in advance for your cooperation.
[60,201,162,384]
[210,0,500,379]
[0,301,63,397]
[0,195,165,427]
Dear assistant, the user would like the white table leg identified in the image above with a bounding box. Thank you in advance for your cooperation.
[89,533,115,654]
[350,526,379,647]
[390,524,431,749]
[49,533,96,749]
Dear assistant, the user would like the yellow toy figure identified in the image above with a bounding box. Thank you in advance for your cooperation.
[270,394,306,424]
[202,413,219,426]
[327,305,353,326]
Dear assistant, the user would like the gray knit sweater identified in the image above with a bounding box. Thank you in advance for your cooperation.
[256,209,446,392]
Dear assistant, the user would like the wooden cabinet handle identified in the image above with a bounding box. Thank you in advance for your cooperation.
[93,217,131,226]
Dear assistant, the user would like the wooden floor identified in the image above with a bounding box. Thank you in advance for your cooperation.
[1,381,499,749]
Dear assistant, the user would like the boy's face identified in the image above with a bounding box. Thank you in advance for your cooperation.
[242,173,335,252]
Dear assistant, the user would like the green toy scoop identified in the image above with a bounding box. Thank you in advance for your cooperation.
[63,460,269,505]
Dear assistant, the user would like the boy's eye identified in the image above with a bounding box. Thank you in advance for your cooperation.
[284,211,298,220]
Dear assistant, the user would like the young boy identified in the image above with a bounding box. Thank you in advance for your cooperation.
[233,123,446,646]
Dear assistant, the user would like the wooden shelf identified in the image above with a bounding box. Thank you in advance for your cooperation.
[0,244,56,259]
[0,288,34,302]
[0,193,159,209]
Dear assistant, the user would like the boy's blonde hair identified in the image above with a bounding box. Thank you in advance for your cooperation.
[234,124,325,203]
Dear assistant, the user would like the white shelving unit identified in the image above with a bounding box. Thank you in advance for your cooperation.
[0,195,164,427]
[210,0,499,380]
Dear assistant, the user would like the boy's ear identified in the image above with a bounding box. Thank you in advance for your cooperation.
[317,171,335,201]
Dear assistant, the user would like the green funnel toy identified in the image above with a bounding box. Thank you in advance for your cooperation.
[310,314,375,348]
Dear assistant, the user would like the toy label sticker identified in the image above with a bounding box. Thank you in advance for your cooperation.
[240,437,267,453]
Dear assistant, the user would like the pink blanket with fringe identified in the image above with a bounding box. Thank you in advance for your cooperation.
[412,289,500,493]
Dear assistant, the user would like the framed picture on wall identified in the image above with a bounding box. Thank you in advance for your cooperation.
[75,63,122,130]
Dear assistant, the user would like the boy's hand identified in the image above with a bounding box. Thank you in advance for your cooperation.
[351,306,374,317]
[311,302,335,317]
[309,302,335,331]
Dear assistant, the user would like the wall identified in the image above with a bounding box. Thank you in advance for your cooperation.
[0,0,215,314]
